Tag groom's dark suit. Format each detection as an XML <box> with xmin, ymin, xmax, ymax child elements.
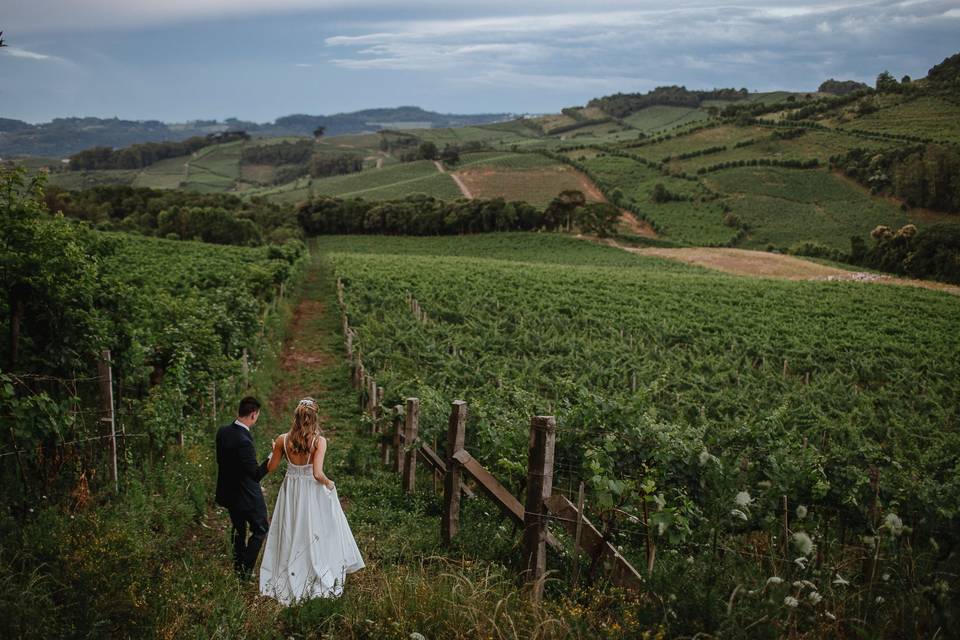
<box><xmin>215</xmin><ymin>421</ymin><xmax>270</xmax><ymax>577</ymax></box>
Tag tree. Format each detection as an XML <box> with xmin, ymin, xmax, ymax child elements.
<box><xmin>575</xmin><ymin>202</ymin><xmax>620</xmax><ymax>237</ymax></box>
<box><xmin>875</xmin><ymin>71</ymin><xmax>898</xmax><ymax>92</ymax></box>
<box><xmin>440</xmin><ymin>145</ymin><xmax>460</xmax><ymax>167</ymax></box>
<box><xmin>543</xmin><ymin>190</ymin><xmax>586</xmax><ymax>231</ymax></box>
<box><xmin>313</xmin><ymin>126</ymin><xmax>325</xmax><ymax>140</ymax></box>
<box><xmin>418</xmin><ymin>141</ymin><xmax>438</xmax><ymax>161</ymax></box>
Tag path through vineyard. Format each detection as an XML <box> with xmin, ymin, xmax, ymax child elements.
<box><xmin>173</xmin><ymin>256</ymin><xmax>455</xmax><ymax>633</ymax></box>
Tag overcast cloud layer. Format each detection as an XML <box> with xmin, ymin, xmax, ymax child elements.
<box><xmin>1</xmin><ymin>0</ymin><xmax>958</xmax><ymax>122</ymax></box>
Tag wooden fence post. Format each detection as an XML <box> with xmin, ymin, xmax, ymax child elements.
<box><xmin>97</xmin><ymin>349</ymin><xmax>119</xmax><ymax>494</ymax></box>
<box><xmin>403</xmin><ymin>398</ymin><xmax>420</xmax><ymax>494</ymax></box>
<box><xmin>442</xmin><ymin>400</ymin><xmax>468</xmax><ymax>545</ymax></box>
<box><xmin>521</xmin><ymin>415</ymin><xmax>556</xmax><ymax>601</ymax></box>
<box><xmin>241</xmin><ymin>347</ymin><xmax>249</xmax><ymax>387</ymax></box>
<box><xmin>392</xmin><ymin>405</ymin><xmax>404</xmax><ymax>474</ymax></box>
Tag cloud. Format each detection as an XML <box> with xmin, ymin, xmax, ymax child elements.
<box><xmin>1</xmin><ymin>46</ymin><xmax>67</xmax><ymax>63</ymax></box>
<box><xmin>322</xmin><ymin>1</ymin><xmax>959</xmax><ymax>89</ymax></box>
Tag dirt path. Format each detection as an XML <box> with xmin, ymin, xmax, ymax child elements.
<box><xmin>436</xmin><ymin>160</ymin><xmax>473</xmax><ymax>198</ymax></box>
<box><xmin>617</xmin><ymin>211</ymin><xmax>658</xmax><ymax>238</ymax></box>
<box><xmin>604</xmin><ymin>240</ymin><xmax>960</xmax><ymax>296</ymax></box>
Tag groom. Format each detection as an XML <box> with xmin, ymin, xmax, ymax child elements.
<box><xmin>215</xmin><ymin>396</ymin><xmax>272</xmax><ymax>579</ymax></box>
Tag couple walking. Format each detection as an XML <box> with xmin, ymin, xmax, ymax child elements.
<box><xmin>215</xmin><ymin>396</ymin><xmax>364</xmax><ymax>604</ymax></box>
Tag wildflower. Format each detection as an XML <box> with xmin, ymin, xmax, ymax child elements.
<box><xmin>792</xmin><ymin>581</ymin><xmax>804</xmax><ymax>590</ymax></box>
<box><xmin>765</xmin><ymin>576</ymin><xmax>783</xmax><ymax>587</ymax></box>
<box><xmin>734</xmin><ymin>491</ymin><xmax>752</xmax><ymax>507</ymax></box>
<box><xmin>784</xmin><ymin>596</ymin><xmax>799</xmax><ymax>608</ymax></box>
<box><xmin>795</xmin><ymin>505</ymin><xmax>808</xmax><ymax>519</ymax></box>
<box><xmin>875</xmin><ymin>596</ymin><xmax>884</xmax><ymax>604</ymax></box>
<box><xmin>809</xmin><ymin>591</ymin><xmax>823</xmax><ymax>605</ymax></box>
<box><xmin>882</xmin><ymin>573</ymin><xmax>890</xmax><ymax>581</ymax></box>
<box><xmin>792</xmin><ymin>531</ymin><xmax>814</xmax><ymax>556</ymax></box>
<box><xmin>833</xmin><ymin>573</ymin><xmax>849</xmax><ymax>586</ymax></box>
<box><xmin>883</xmin><ymin>513</ymin><xmax>904</xmax><ymax>536</ymax></box>
<box><xmin>730</xmin><ymin>508</ymin><xmax>748</xmax><ymax>521</ymax></box>
<box><xmin>825</xmin><ymin>611</ymin><xmax>836</xmax><ymax>620</ymax></box>
<box><xmin>698</xmin><ymin>448</ymin><xmax>710</xmax><ymax>466</ymax></box>
<box><xmin>410</xmin><ymin>634</ymin><xmax>427</xmax><ymax>640</ymax></box>
<box><xmin>793</xmin><ymin>557</ymin><xmax>808</xmax><ymax>569</ymax></box>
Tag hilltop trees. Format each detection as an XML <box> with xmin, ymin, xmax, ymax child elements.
<box><xmin>588</xmin><ymin>86</ymin><xmax>748</xmax><ymax>117</ymax></box>
<box><xmin>818</xmin><ymin>79</ymin><xmax>870</xmax><ymax>95</ymax></box>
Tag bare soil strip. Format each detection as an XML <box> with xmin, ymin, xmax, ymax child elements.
<box><xmin>437</xmin><ymin>161</ymin><xmax>473</xmax><ymax>198</ymax></box>
<box><xmin>604</xmin><ymin>241</ymin><xmax>960</xmax><ymax>296</ymax></box>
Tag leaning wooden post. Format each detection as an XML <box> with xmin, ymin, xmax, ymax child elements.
<box><xmin>403</xmin><ymin>398</ymin><xmax>420</xmax><ymax>494</ymax></box>
<box><xmin>521</xmin><ymin>415</ymin><xmax>556</xmax><ymax>601</ymax></box>
<box><xmin>392</xmin><ymin>405</ymin><xmax>405</xmax><ymax>474</ymax></box>
<box><xmin>442</xmin><ymin>400</ymin><xmax>468</xmax><ymax>545</ymax></box>
<box><xmin>97</xmin><ymin>349</ymin><xmax>119</xmax><ymax>494</ymax></box>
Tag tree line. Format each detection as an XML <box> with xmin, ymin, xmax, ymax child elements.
<box><xmin>44</xmin><ymin>184</ymin><xmax>301</xmax><ymax>245</ymax></box>
<box><xmin>68</xmin><ymin>131</ymin><xmax>250</xmax><ymax>170</ymax></box>
<box><xmin>296</xmin><ymin>192</ymin><xmax>620</xmax><ymax>237</ymax></box>
<box><xmin>588</xmin><ymin>86</ymin><xmax>749</xmax><ymax>118</ymax></box>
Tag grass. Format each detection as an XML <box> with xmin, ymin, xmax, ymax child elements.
<box><xmin>577</xmin><ymin>155</ymin><xmax>737</xmax><ymax>243</ymax></box>
<box><xmin>310</xmin><ymin>160</ymin><xmax>461</xmax><ymax>200</ymax></box>
<box><xmin>670</xmin><ymin>128</ymin><xmax>895</xmax><ymax>173</ymax></box>
<box><xmin>622</xmin><ymin>106</ymin><xmax>709</xmax><ymax>133</ymax></box>
<box><xmin>314</xmin><ymin>232</ymin><xmax>703</xmax><ymax>270</ymax></box>
<box><xmin>134</xmin><ymin>155</ymin><xmax>188</xmax><ymax>189</ymax></box>
<box><xmin>705</xmin><ymin>167</ymin><xmax>912</xmax><ymax>251</ymax></box>
<box><xmin>626</xmin><ymin>125</ymin><xmax>766</xmax><ymax>160</ymax></box>
<box><xmin>844</xmin><ymin>95</ymin><xmax>960</xmax><ymax>143</ymax></box>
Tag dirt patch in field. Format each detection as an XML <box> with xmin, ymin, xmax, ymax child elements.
<box><xmin>617</xmin><ymin>211</ymin><xmax>658</xmax><ymax>238</ymax></box>
<box><xmin>606</xmin><ymin>242</ymin><xmax>960</xmax><ymax>295</ymax></box>
<box><xmin>454</xmin><ymin>166</ymin><xmax>604</xmax><ymax>208</ymax></box>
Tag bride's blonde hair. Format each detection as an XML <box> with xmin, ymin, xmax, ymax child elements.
<box><xmin>289</xmin><ymin>398</ymin><xmax>320</xmax><ymax>455</ymax></box>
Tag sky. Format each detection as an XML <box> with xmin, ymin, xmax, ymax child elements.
<box><xmin>1</xmin><ymin>0</ymin><xmax>959</xmax><ymax>123</ymax></box>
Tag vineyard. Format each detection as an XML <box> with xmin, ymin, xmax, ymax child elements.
<box><xmin>325</xmin><ymin>232</ymin><xmax>960</xmax><ymax>636</ymax></box>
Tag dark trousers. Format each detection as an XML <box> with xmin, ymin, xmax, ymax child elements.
<box><xmin>228</xmin><ymin>506</ymin><xmax>269</xmax><ymax>578</ymax></box>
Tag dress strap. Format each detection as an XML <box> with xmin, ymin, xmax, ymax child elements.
<box><xmin>282</xmin><ymin>433</ymin><xmax>291</xmax><ymax>461</ymax></box>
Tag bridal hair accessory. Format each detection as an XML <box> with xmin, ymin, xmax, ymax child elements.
<box><xmin>298</xmin><ymin>398</ymin><xmax>317</xmax><ymax>408</ymax></box>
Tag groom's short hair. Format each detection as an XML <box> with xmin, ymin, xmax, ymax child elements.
<box><xmin>238</xmin><ymin>396</ymin><xmax>261</xmax><ymax>418</ymax></box>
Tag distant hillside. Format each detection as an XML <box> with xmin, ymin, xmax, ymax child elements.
<box><xmin>0</xmin><ymin>106</ymin><xmax>511</xmax><ymax>158</ymax></box>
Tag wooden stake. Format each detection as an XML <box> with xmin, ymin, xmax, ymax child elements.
<box><xmin>97</xmin><ymin>349</ymin><xmax>118</xmax><ymax>493</ymax></box>
<box><xmin>442</xmin><ymin>400</ymin><xmax>468</xmax><ymax>545</ymax></box>
<box><xmin>521</xmin><ymin>415</ymin><xmax>556</xmax><ymax>601</ymax></box>
<box><xmin>403</xmin><ymin>398</ymin><xmax>420</xmax><ymax>494</ymax></box>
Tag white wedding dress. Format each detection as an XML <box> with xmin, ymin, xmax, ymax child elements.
<box><xmin>259</xmin><ymin>435</ymin><xmax>364</xmax><ymax>604</ymax></box>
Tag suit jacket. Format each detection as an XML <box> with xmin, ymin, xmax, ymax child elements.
<box><xmin>215</xmin><ymin>422</ymin><xmax>269</xmax><ymax>514</ymax></box>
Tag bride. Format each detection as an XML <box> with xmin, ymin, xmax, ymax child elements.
<box><xmin>259</xmin><ymin>397</ymin><xmax>364</xmax><ymax>604</ymax></box>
